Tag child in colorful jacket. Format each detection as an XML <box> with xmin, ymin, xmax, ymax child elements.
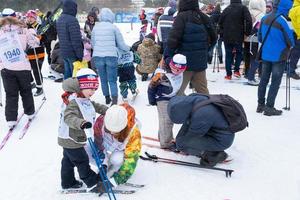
<box><xmin>117</xmin><ymin>49</ymin><xmax>141</xmax><ymax>102</ymax></box>
<box><xmin>93</xmin><ymin>103</ymin><xmax>142</xmax><ymax>187</ymax></box>
<box><xmin>147</xmin><ymin>54</ymin><xmax>187</xmax><ymax>150</ymax></box>
<box><xmin>58</xmin><ymin>68</ymin><xmax>108</xmax><ymax>192</ymax></box>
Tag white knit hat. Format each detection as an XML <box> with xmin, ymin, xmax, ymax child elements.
<box><xmin>104</xmin><ymin>105</ymin><xmax>128</xmax><ymax>133</ymax></box>
<box><xmin>2</xmin><ymin>8</ymin><xmax>16</xmax><ymax>17</ymax></box>
<box><xmin>170</xmin><ymin>54</ymin><xmax>187</xmax><ymax>75</ymax></box>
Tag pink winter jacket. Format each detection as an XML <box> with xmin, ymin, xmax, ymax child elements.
<box><xmin>0</xmin><ymin>17</ymin><xmax>39</xmax><ymax>71</ymax></box>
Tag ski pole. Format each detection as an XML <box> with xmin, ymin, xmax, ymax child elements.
<box><xmin>213</xmin><ymin>44</ymin><xmax>216</xmax><ymax>73</ymax></box>
<box><xmin>85</xmin><ymin>129</ymin><xmax>117</xmax><ymax>200</ymax></box>
<box><xmin>283</xmin><ymin>57</ymin><xmax>291</xmax><ymax>110</ymax></box>
<box><xmin>0</xmin><ymin>70</ymin><xmax>3</xmax><ymax>106</ymax></box>
<box><xmin>141</xmin><ymin>152</ymin><xmax>234</xmax><ymax>177</ymax></box>
<box><xmin>33</xmin><ymin>47</ymin><xmax>46</xmax><ymax>100</ymax></box>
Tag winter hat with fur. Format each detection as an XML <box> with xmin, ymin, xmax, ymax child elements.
<box><xmin>104</xmin><ymin>105</ymin><xmax>128</xmax><ymax>133</ymax></box>
<box><xmin>76</xmin><ymin>68</ymin><xmax>99</xmax><ymax>90</ymax></box>
<box><xmin>169</xmin><ymin>54</ymin><xmax>187</xmax><ymax>75</ymax></box>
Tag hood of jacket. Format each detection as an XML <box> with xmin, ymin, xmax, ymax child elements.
<box><xmin>178</xmin><ymin>0</ymin><xmax>199</xmax><ymax>12</ymax></box>
<box><xmin>99</xmin><ymin>8</ymin><xmax>115</xmax><ymax>23</ymax></box>
<box><xmin>274</xmin><ymin>0</ymin><xmax>293</xmax><ymax>16</ymax></box>
<box><xmin>62</xmin><ymin>0</ymin><xmax>77</xmax><ymax>16</ymax></box>
<box><xmin>0</xmin><ymin>16</ymin><xmax>25</xmax><ymax>28</ymax></box>
<box><xmin>230</xmin><ymin>0</ymin><xmax>242</xmax><ymax>4</ymax></box>
<box><xmin>167</xmin><ymin>94</ymin><xmax>208</xmax><ymax>124</ymax></box>
<box><xmin>142</xmin><ymin>38</ymin><xmax>155</xmax><ymax>47</ymax></box>
<box><xmin>62</xmin><ymin>78</ymin><xmax>80</xmax><ymax>93</ymax></box>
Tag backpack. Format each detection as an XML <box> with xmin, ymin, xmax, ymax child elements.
<box><xmin>192</xmin><ymin>94</ymin><xmax>248</xmax><ymax>133</ymax></box>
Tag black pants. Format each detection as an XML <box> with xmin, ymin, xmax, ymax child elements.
<box><xmin>1</xmin><ymin>69</ymin><xmax>35</xmax><ymax>121</ymax></box>
<box><xmin>61</xmin><ymin>147</ymin><xmax>99</xmax><ymax>188</ymax></box>
<box><xmin>29</xmin><ymin>58</ymin><xmax>44</xmax><ymax>88</ymax></box>
<box><xmin>44</xmin><ymin>42</ymin><xmax>52</xmax><ymax>64</ymax></box>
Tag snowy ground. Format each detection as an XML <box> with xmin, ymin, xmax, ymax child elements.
<box><xmin>1</xmin><ymin>23</ymin><xmax>300</xmax><ymax>200</ymax></box>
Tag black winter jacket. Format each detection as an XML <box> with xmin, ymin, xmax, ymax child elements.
<box><xmin>218</xmin><ymin>0</ymin><xmax>252</xmax><ymax>44</ymax></box>
<box><xmin>56</xmin><ymin>0</ymin><xmax>83</xmax><ymax>60</ymax></box>
<box><xmin>167</xmin><ymin>0</ymin><xmax>217</xmax><ymax>72</ymax></box>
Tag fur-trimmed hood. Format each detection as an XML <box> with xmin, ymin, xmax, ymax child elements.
<box><xmin>0</xmin><ymin>17</ymin><xmax>26</xmax><ymax>28</ymax></box>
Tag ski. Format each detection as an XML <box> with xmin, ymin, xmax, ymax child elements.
<box><xmin>142</xmin><ymin>135</ymin><xmax>159</xmax><ymax>142</ymax></box>
<box><xmin>140</xmin><ymin>152</ymin><xmax>234</xmax><ymax>177</ymax></box>
<box><xmin>142</xmin><ymin>142</ymin><xmax>188</xmax><ymax>154</ymax></box>
<box><xmin>142</xmin><ymin>142</ymin><xmax>233</xmax><ymax>163</ymax></box>
<box><xmin>123</xmin><ymin>182</ymin><xmax>145</xmax><ymax>188</ymax></box>
<box><xmin>19</xmin><ymin>97</ymin><xmax>46</xmax><ymax>139</ymax></box>
<box><xmin>61</xmin><ymin>188</ymin><xmax>135</xmax><ymax>194</ymax></box>
<box><xmin>37</xmin><ymin>2</ymin><xmax>63</xmax><ymax>35</ymax></box>
<box><xmin>0</xmin><ymin>112</ymin><xmax>25</xmax><ymax>151</ymax></box>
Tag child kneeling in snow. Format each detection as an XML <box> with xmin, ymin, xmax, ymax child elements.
<box><xmin>93</xmin><ymin>103</ymin><xmax>142</xmax><ymax>187</ymax></box>
<box><xmin>147</xmin><ymin>54</ymin><xmax>187</xmax><ymax>151</ymax></box>
<box><xmin>58</xmin><ymin>68</ymin><xmax>108</xmax><ymax>192</ymax></box>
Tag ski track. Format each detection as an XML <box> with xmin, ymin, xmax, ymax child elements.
<box><xmin>0</xmin><ymin>23</ymin><xmax>300</xmax><ymax>200</ymax></box>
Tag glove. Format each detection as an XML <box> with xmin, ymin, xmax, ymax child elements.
<box><xmin>80</xmin><ymin>121</ymin><xmax>92</xmax><ymax>129</ymax></box>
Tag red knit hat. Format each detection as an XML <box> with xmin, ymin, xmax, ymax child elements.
<box><xmin>76</xmin><ymin>68</ymin><xmax>99</xmax><ymax>90</ymax></box>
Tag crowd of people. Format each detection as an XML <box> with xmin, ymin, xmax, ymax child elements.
<box><xmin>0</xmin><ymin>0</ymin><xmax>299</xmax><ymax>194</ymax></box>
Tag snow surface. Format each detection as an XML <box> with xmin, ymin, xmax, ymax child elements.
<box><xmin>1</xmin><ymin>23</ymin><xmax>300</xmax><ymax>200</ymax></box>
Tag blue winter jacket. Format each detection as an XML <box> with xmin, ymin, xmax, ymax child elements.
<box><xmin>258</xmin><ymin>0</ymin><xmax>295</xmax><ymax>62</ymax></box>
<box><xmin>168</xmin><ymin>94</ymin><xmax>233</xmax><ymax>137</ymax></box>
<box><xmin>56</xmin><ymin>0</ymin><xmax>83</xmax><ymax>60</ymax></box>
<box><xmin>168</xmin><ymin>94</ymin><xmax>234</xmax><ymax>155</ymax></box>
<box><xmin>91</xmin><ymin>8</ymin><xmax>130</xmax><ymax>58</ymax></box>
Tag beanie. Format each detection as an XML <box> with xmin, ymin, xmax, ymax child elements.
<box><xmin>169</xmin><ymin>54</ymin><xmax>187</xmax><ymax>75</ymax></box>
<box><xmin>2</xmin><ymin>8</ymin><xmax>16</xmax><ymax>17</ymax></box>
<box><xmin>76</xmin><ymin>68</ymin><xmax>99</xmax><ymax>90</ymax></box>
<box><xmin>26</xmin><ymin>10</ymin><xmax>37</xmax><ymax>19</ymax></box>
<box><xmin>104</xmin><ymin>105</ymin><xmax>128</xmax><ymax>133</ymax></box>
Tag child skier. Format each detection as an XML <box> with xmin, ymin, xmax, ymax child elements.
<box><xmin>0</xmin><ymin>13</ymin><xmax>39</xmax><ymax>129</ymax></box>
<box><xmin>117</xmin><ymin>49</ymin><xmax>141</xmax><ymax>102</ymax></box>
<box><xmin>147</xmin><ymin>54</ymin><xmax>187</xmax><ymax>150</ymax></box>
<box><xmin>136</xmin><ymin>33</ymin><xmax>161</xmax><ymax>81</ymax></box>
<box><xmin>58</xmin><ymin>68</ymin><xmax>108</xmax><ymax>192</ymax></box>
<box><xmin>93</xmin><ymin>103</ymin><xmax>142</xmax><ymax>187</ymax></box>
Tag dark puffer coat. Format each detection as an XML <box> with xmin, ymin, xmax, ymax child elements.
<box><xmin>56</xmin><ymin>0</ymin><xmax>83</xmax><ymax>60</ymax></box>
<box><xmin>218</xmin><ymin>0</ymin><xmax>252</xmax><ymax>44</ymax></box>
<box><xmin>167</xmin><ymin>0</ymin><xmax>217</xmax><ymax>72</ymax></box>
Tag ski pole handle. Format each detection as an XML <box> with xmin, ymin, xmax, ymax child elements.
<box><xmin>85</xmin><ymin>128</ymin><xmax>93</xmax><ymax>138</ymax></box>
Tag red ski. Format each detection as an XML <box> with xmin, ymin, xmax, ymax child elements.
<box><xmin>0</xmin><ymin>113</ymin><xmax>25</xmax><ymax>151</ymax></box>
<box><xmin>19</xmin><ymin>97</ymin><xmax>46</xmax><ymax>139</ymax></box>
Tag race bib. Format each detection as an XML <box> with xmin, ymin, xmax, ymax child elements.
<box><xmin>0</xmin><ymin>31</ymin><xmax>26</xmax><ymax>67</ymax></box>
<box><xmin>118</xmin><ymin>51</ymin><xmax>134</xmax><ymax>65</ymax></box>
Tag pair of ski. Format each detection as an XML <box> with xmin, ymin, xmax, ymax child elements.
<box><xmin>61</xmin><ymin>182</ymin><xmax>144</xmax><ymax>195</ymax></box>
<box><xmin>0</xmin><ymin>97</ymin><xmax>46</xmax><ymax>151</ymax></box>
<box><xmin>141</xmin><ymin>136</ymin><xmax>234</xmax><ymax>177</ymax></box>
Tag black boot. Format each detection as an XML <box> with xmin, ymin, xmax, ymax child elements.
<box><xmin>256</xmin><ymin>104</ymin><xmax>265</xmax><ymax>113</ymax></box>
<box><xmin>105</xmin><ymin>96</ymin><xmax>111</xmax><ymax>105</ymax></box>
<box><xmin>263</xmin><ymin>106</ymin><xmax>282</xmax><ymax>116</ymax></box>
<box><xmin>141</xmin><ymin>74</ymin><xmax>148</xmax><ymax>81</ymax></box>
<box><xmin>219</xmin><ymin>56</ymin><xmax>223</xmax><ymax>64</ymax></box>
<box><xmin>200</xmin><ymin>151</ymin><xmax>228</xmax><ymax>167</ymax></box>
<box><xmin>111</xmin><ymin>96</ymin><xmax>118</xmax><ymax>105</ymax></box>
<box><xmin>34</xmin><ymin>88</ymin><xmax>43</xmax><ymax>97</ymax></box>
<box><xmin>62</xmin><ymin>180</ymin><xmax>83</xmax><ymax>189</ymax></box>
